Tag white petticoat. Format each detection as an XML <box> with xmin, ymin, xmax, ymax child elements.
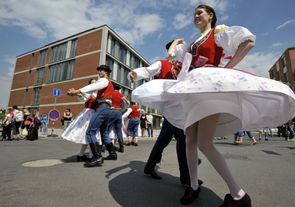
<box><xmin>132</xmin><ymin>54</ymin><xmax>295</xmax><ymax>136</ymax></box>
<box><xmin>62</xmin><ymin>108</ymin><xmax>101</xmax><ymax>144</ymax></box>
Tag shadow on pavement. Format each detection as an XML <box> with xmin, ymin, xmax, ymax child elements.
<box><xmin>106</xmin><ymin>160</ymin><xmax>223</xmax><ymax>207</ymax></box>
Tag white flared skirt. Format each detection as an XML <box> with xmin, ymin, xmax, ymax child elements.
<box><xmin>132</xmin><ymin>66</ymin><xmax>295</xmax><ymax>136</ymax></box>
<box><xmin>62</xmin><ymin>108</ymin><xmax>101</xmax><ymax>144</ymax></box>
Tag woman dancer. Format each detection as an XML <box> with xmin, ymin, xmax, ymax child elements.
<box><xmin>62</xmin><ymin>78</ymin><xmax>101</xmax><ymax>161</ymax></box>
<box><xmin>132</xmin><ymin>4</ymin><xmax>295</xmax><ymax>207</ymax></box>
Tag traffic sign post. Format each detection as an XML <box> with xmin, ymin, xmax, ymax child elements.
<box><xmin>47</xmin><ymin>88</ymin><xmax>61</xmax><ymax>137</ymax></box>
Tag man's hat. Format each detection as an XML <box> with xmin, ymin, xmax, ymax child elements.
<box><xmin>97</xmin><ymin>65</ymin><xmax>112</xmax><ymax>73</ymax></box>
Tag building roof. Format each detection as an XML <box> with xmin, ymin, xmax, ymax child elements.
<box><xmin>17</xmin><ymin>24</ymin><xmax>150</xmax><ymax>65</ymax></box>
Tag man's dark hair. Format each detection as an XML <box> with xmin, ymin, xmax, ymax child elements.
<box><xmin>165</xmin><ymin>40</ymin><xmax>174</xmax><ymax>51</ymax></box>
<box><xmin>97</xmin><ymin>65</ymin><xmax>112</xmax><ymax>74</ymax></box>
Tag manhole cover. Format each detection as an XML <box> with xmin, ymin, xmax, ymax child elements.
<box><xmin>22</xmin><ymin>159</ymin><xmax>63</xmax><ymax>167</ymax></box>
<box><xmin>222</xmin><ymin>153</ymin><xmax>249</xmax><ymax>160</ymax></box>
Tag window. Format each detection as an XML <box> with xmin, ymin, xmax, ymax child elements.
<box><xmin>33</xmin><ymin>87</ymin><xmax>42</xmax><ymax>105</ymax></box>
<box><xmin>48</xmin><ymin>60</ymin><xmax>74</xmax><ymax>83</ymax></box>
<box><xmin>106</xmin><ymin>56</ymin><xmax>114</xmax><ymax>69</ymax></box>
<box><xmin>36</xmin><ymin>67</ymin><xmax>45</xmax><ymax>85</ymax></box>
<box><xmin>119</xmin><ymin>46</ymin><xmax>127</xmax><ymax>63</ymax></box>
<box><xmin>69</xmin><ymin>39</ymin><xmax>77</xmax><ymax>58</ymax></box>
<box><xmin>51</xmin><ymin>42</ymin><xmax>67</xmax><ymax>63</ymax></box>
<box><xmin>133</xmin><ymin>57</ymin><xmax>140</xmax><ymax>68</ymax></box>
<box><xmin>39</xmin><ymin>49</ymin><xmax>47</xmax><ymax>66</ymax></box>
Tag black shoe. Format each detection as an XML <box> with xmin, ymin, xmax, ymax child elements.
<box><xmin>180</xmin><ymin>186</ymin><xmax>201</xmax><ymax>205</ymax></box>
<box><xmin>84</xmin><ymin>156</ymin><xmax>103</xmax><ymax>167</ymax></box>
<box><xmin>134</xmin><ymin>142</ymin><xmax>138</xmax><ymax>146</ymax></box>
<box><xmin>104</xmin><ymin>154</ymin><xmax>117</xmax><ymax>160</ymax></box>
<box><xmin>144</xmin><ymin>161</ymin><xmax>162</xmax><ymax>180</ymax></box>
<box><xmin>77</xmin><ymin>155</ymin><xmax>90</xmax><ymax>162</ymax></box>
<box><xmin>219</xmin><ymin>193</ymin><xmax>252</xmax><ymax>207</ymax></box>
<box><xmin>118</xmin><ymin>145</ymin><xmax>124</xmax><ymax>153</ymax></box>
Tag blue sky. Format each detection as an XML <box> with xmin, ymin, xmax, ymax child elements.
<box><xmin>1</xmin><ymin>0</ymin><xmax>295</xmax><ymax>108</ymax></box>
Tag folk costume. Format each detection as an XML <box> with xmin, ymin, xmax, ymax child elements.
<box><xmin>62</xmin><ymin>93</ymin><xmax>101</xmax><ymax>145</ymax></box>
<box><xmin>108</xmin><ymin>89</ymin><xmax>125</xmax><ymax>152</ymax></box>
<box><xmin>123</xmin><ymin>104</ymin><xmax>141</xmax><ymax>146</ymax></box>
<box><xmin>132</xmin><ymin>25</ymin><xmax>295</xmax><ymax>135</ymax></box>
<box><xmin>130</xmin><ymin>57</ymin><xmax>193</xmax><ymax>184</ymax></box>
<box><xmin>74</xmin><ymin>65</ymin><xmax>117</xmax><ymax>167</ymax></box>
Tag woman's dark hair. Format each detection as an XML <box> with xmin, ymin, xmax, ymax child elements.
<box><xmin>88</xmin><ymin>78</ymin><xmax>96</xmax><ymax>84</ymax></box>
<box><xmin>196</xmin><ymin>4</ymin><xmax>217</xmax><ymax>28</ymax></box>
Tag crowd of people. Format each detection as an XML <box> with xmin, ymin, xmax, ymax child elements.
<box><xmin>0</xmin><ymin>106</ymin><xmax>42</xmax><ymax>141</ymax></box>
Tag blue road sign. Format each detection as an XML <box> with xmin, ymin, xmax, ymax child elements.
<box><xmin>48</xmin><ymin>109</ymin><xmax>60</xmax><ymax>121</ymax></box>
<box><xmin>53</xmin><ymin>88</ymin><xmax>61</xmax><ymax>97</ymax></box>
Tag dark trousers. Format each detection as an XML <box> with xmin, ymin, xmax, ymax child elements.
<box><xmin>152</xmin><ymin>118</ymin><xmax>188</xmax><ymax>176</ymax></box>
<box><xmin>3</xmin><ymin>124</ymin><xmax>12</xmax><ymax>140</ymax></box>
<box><xmin>147</xmin><ymin>123</ymin><xmax>153</xmax><ymax>137</ymax></box>
<box><xmin>14</xmin><ymin>121</ymin><xmax>22</xmax><ymax>134</ymax></box>
<box><xmin>86</xmin><ymin>106</ymin><xmax>112</xmax><ymax>144</ymax></box>
<box><xmin>107</xmin><ymin>111</ymin><xmax>123</xmax><ymax>142</ymax></box>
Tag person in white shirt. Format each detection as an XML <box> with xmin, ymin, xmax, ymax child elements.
<box><xmin>12</xmin><ymin>105</ymin><xmax>24</xmax><ymax>139</ymax></box>
<box><xmin>146</xmin><ymin>112</ymin><xmax>153</xmax><ymax>137</ymax></box>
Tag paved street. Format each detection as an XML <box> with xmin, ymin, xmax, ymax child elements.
<box><xmin>0</xmin><ymin>133</ymin><xmax>295</xmax><ymax>207</ymax></box>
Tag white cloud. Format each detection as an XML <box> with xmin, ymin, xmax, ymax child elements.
<box><xmin>0</xmin><ymin>0</ymin><xmax>165</xmax><ymax>45</ymax></box>
<box><xmin>276</xmin><ymin>19</ymin><xmax>295</xmax><ymax>30</ymax></box>
<box><xmin>173</xmin><ymin>13</ymin><xmax>193</xmax><ymax>30</ymax></box>
<box><xmin>235</xmin><ymin>52</ymin><xmax>278</xmax><ymax>77</ymax></box>
<box><xmin>272</xmin><ymin>42</ymin><xmax>283</xmax><ymax>47</ymax></box>
<box><xmin>0</xmin><ymin>56</ymin><xmax>15</xmax><ymax>108</ymax></box>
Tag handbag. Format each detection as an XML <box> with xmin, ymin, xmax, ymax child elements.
<box><xmin>21</xmin><ymin>128</ymin><xmax>28</xmax><ymax>136</ymax></box>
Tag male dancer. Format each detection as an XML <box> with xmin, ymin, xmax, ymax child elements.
<box><xmin>68</xmin><ymin>65</ymin><xmax>117</xmax><ymax>167</ymax></box>
<box><xmin>122</xmin><ymin>101</ymin><xmax>141</xmax><ymax>146</ymax></box>
<box><xmin>128</xmin><ymin>41</ymin><xmax>201</xmax><ymax>185</ymax></box>
<box><xmin>108</xmin><ymin>85</ymin><xmax>129</xmax><ymax>152</ymax></box>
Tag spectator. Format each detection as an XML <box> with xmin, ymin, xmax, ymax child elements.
<box><xmin>140</xmin><ymin>113</ymin><xmax>148</xmax><ymax>137</ymax></box>
<box><xmin>2</xmin><ymin>108</ymin><xmax>13</xmax><ymax>141</ymax></box>
<box><xmin>146</xmin><ymin>112</ymin><xmax>154</xmax><ymax>137</ymax></box>
<box><xmin>12</xmin><ymin>105</ymin><xmax>24</xmax><ymax>140</ymax></box>
<box><xmin>63</xmin><ymin>108</ymin><xmax>73</xmax><ymax>130</ymax></box>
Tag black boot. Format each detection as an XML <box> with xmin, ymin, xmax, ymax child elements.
<box><xmin>84</xmin><ymin>143</ymin><xmax>103</xmax><ymax>167</ymax></box>
<box><xmin>180</xmin><ymin>186</ymin><xmax>201</xmax><ymax>205</ymax></box>
<box><xmin>104</xmin><ymin>143</ymin><xmax>118</xmax><ymax>160</ymax></box>
<box><xmin>118</xmin><ymin>139</ymin><xmax>124</xmax><ymax>153</ymax></box>
<box><xmin>219</xmin><ymin>193</ymin><xmax>252</xmax><ymax>207</ymax></box>
<box><xmin>144</xmin><ymin>146</ymin><xmax>162</xmax><ymax>179</ymax></box>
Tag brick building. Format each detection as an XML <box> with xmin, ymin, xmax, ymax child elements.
<box><xmin>268</xmin><ymin>47</ymin><xmax>295</xmax><ymax>91</ymax></box>
<box><xmin>8</xmin><ymin>24</ymin><xmax>161</xmax><ymax>128</ymax></box>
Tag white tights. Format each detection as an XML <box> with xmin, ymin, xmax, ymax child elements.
<box><xmin>78</xmin><ymin>144</ymin><xmax>88</xmax><ymax>156</ymax></box>
<box><xmin>186</xmin><ymin>114</ymin><xmax>245</xmax><ymax>200</ymax></box>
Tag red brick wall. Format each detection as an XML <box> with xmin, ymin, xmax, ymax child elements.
<box><xmin>74</xmin><ymin>53</ymin><xmax>100</xmax><ymax>77</ymax></box>
<box><xmin>76</xmin><ymin>30</ymin><xmax>102</xmax><ymax>56</ymax></box>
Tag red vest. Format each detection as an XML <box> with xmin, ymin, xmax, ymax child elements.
<box><xmin>190</xmin><ymin>27</ymin><xmax>223</xmax><ymax>67</ymax></box>
<box><xmin>111</xmin><ymin>90</ymin><xmax>124</xmax><ymax>108</ymax></box>
<box><xmin>128</xmin><ymin>105</ymin><xmax>140</xmax><ymax>119</ymax></box>
<box><xmin>155</xmin><ymin>60</ymin><xmax>181</xmax><ymax>80</ymax></box>
<box><xmin>96</xmin><ymin>78</ymin><xmax>114</xmax><ymax>100</ymax></box>
<box><xmin>84</xmin><ymin>96</ymin><xmax>97</xmax><ymax>110</ymax></box>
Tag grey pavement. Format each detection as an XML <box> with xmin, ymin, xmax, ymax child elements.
<box><xmin>0</xmin><ymin>132</ymin><xmax>295</xmax><ymax>207</ymax></box>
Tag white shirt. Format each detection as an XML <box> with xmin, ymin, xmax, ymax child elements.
<box><xmin>79</xmin><ymin>78</ymin><xmax>109</xmax><ymax>94</ymax></box>
<box><xmin>146</xmin><ymin>114</ymin><xmax>153</xmax><ymax>124</ymax></box>
<box><xmin>128</xmin><ymin>61</ymin><xmax>162</xmax><ymax>81</ymax></box>
<box><xmin>14</xmin><ymin>109</ymin><xmax>24</xmax><ymax>122</ymax></box>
